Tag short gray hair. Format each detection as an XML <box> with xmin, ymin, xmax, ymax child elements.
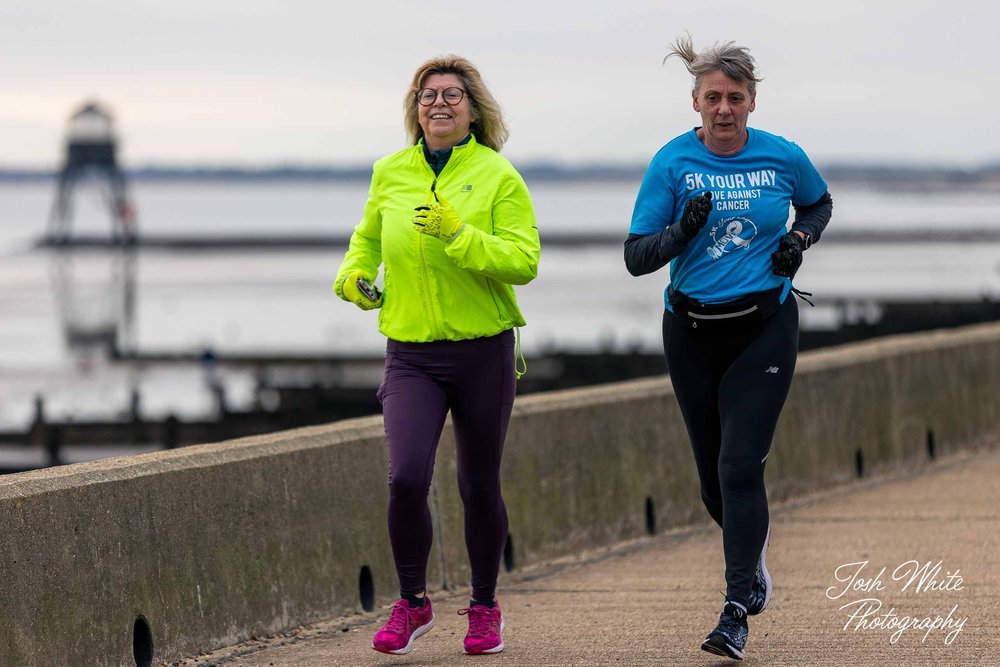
<box><xmin>665</xmin><ymin>33</ymin><xmax>762</xmax><ymax>97</ymax></box>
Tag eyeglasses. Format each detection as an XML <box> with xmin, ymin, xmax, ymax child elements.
<box><xmin>416</xmin><ymin>87</ymin><xmax>466</xmax><ymax>106</ymax></box>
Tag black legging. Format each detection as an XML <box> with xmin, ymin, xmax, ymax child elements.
<box><xmin>663</xmin><ymin>297</ymin><xmax>799</xmax><ymax>607</ymax></box>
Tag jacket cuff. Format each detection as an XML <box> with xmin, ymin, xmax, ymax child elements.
<box><xmin>444</xmin><ymin>223</ymin><xmax>466</xmax><ymax>244</ymax></box>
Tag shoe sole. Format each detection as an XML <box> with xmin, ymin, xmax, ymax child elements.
<box><xmin>372</xmin><ymin>616</ymin><xmax>435</xmax><ymax>655</ymax></box>
<box><xmin>463</xmin><ymin>618</ymin><xmax>505</xmax><ymax>655</ymax></box>
<box><xmin>701</xmin><ymin>635</ymin><xmax>744</xmax><ymax>660</ymax></box>
<box><xmin>749</xmin><ymin>525</ymin><xmax>772</xmax><ymax>616</ymax></box>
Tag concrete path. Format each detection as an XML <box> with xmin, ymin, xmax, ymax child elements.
<box><xmin>176</xmin><ymin>446</ymin><xmax>999</xmax><ymax>666</ymax></box>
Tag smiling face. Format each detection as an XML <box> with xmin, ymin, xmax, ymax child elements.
<box><xmin>417</xmin><ymin>73</ymin><xmax>473</xmax><ymax>152</ymax></box>
<box><xmin>693</xmin><ymin>69</ymin><xmax>756</xmax><ymax>155</ymax></box>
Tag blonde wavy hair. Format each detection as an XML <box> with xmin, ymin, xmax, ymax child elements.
<box><xmin>404</xmin><ymin>55</ymin><xmax>509</xmax><ymax>152</ymax></box>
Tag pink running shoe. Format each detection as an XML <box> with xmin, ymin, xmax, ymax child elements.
<box><xmin>458</xmin><ymin>601</ymin><xmax>504</xmax><ymax>654</ymax></box>
<box><xmin>371</xmin><ymin>597</ymin><xmax>435</xmax><ymax>655</ymax></box>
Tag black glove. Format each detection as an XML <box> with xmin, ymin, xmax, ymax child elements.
<box><xmin>679</xmin><ymin>191</ymin><xmax>713</xmax><ymax>238</ymax></box>
<box><xmin>771</xmin><ymin>231</ymin><xmax>804</xmax><ymax>278</ymax></box>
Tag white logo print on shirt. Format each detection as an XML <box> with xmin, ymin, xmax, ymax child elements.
<box><xmin>707</xmin><ymin>216</ymin><xmax>758</xmax><ymax>260</ymax></box>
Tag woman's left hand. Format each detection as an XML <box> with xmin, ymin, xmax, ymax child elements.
<box><xmin>771</xmin><ymin>231</ymin><xmax>804</xmax><ymax>278</ymax></box>
<box><xmin>412</xmin><ymin>190</ymin><xmax>463</xmax><ymax>241</ymax></box>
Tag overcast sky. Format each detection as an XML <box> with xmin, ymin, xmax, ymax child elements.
<box><xmin>1</xmin><ymin>0</ymin><xmax>995</xmax><ymax>168</ymax></box>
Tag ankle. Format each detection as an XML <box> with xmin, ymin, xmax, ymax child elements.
<box><xmin>402</xmin><ymin>592</ymin><xmax>426</xmax><ymax>607</ymax></box>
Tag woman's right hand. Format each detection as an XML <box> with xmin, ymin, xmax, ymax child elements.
<box><xmin>342</xmin><ymin>271</ymin><xmax>383</xmax><ymax>310</ymax></box>
<box><xmin>679</xmin><ymin>191</ymin><xmax>713</xmax><ymax>238</ymax></box>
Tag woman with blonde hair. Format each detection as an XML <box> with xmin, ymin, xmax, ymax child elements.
<box><xmin>334</xmin><ymin>54</ymin><xmax>539</xmax><ymax>656</ymax></box>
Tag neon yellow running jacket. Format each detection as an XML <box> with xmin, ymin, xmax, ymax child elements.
<box><xmin>334</xmin><ymin>135</ymin><xmax>539</xmax><ymax>342</ymax></box>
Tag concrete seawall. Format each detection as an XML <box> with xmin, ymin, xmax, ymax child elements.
<box><xmin>2</xmin><ymin>322</ymin><xmax>999</xmax><ymax>667</ymax></box>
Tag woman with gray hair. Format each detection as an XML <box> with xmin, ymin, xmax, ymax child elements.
<box><xmin>624</xmin><ymin>35</ymin><xmax>832</xmax><ymax>660</ymax></box>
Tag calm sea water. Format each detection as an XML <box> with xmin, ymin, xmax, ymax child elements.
<box><xmin>1</xmin><ymin>179</ymin><xmax>999</xmax><ymax>432</ymax></box>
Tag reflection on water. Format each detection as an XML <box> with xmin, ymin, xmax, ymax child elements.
<box><xmin>50</xmin><ymin>247</ymin><xmax>137</xmax><ymax>357</ymax></box>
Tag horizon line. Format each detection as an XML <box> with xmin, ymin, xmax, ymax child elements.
<box><xmin>3</xmin><ymin>160</ymin><xmax>1000</xmax><ymax>179</ymax></box>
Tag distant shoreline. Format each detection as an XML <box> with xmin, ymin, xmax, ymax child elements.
<box><xmin>3</xmin><ymin>163</ymin><xmax>1000</xmax><ymax>190</ymax></box>
<box><xmin>33</xmin><ymin>228</ymin><xmax>1000</xmax><ymax>250</ymax></box>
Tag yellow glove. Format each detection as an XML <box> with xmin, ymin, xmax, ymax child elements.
<box><xmin>341</xmin><ymin>270</ymin><xmax>382</xmax><ymax>310</ymax></box>
<box><xmin>412</xmin><ymin>189</ymin><xmax>463</xmax><ymax>241</ymax></box>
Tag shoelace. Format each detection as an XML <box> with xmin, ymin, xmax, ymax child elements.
<box><xmin>718</xmin><ymin>606</ymin><xmax>748</xmax><ymax>636</ymax></box>
<box><xmin>458</xmin><ymin>606</ymin><xmax>497</xmax><ymax>638</ymax></box>
<box><xmin>384</xmin><ymin>601</ymin><xmax>412</xmax><ymax>635</ymax></box>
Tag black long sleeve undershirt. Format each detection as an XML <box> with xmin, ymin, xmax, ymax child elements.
<box><xmin>790</xmin><ymin>190</ymin><xmax>833</xmax><ymax>244</ymax></box>
<box><xmin>623</xmin><ymin>190</ymin><xmax>833</xmax><ymax>277</ymax></box>
<box><xmin>623</xmin><ymin>222</ymin><xmax>692</xmax><ymax>277</ymax></box>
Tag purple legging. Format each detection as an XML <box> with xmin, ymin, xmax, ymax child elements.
<box><xmin>377</xmin><ymin>330</ymin><xmax>515</xmax><ymax>601</ymax></box>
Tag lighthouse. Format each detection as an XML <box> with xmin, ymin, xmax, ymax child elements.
<box><xmin>47</xmin><ymin>101</ymin><xmax>137</xmax><ymax>357</ymax></box>
<box><xmin>48</xmin><ymin>101</ymin><xmax>135</xmax><ymax>243</ymax></box>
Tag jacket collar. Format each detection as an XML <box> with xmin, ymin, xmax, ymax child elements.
<box><xmin>416</xmin><ymin>133</ymin><xmax>476</xmax><ymax>170</ymax></box>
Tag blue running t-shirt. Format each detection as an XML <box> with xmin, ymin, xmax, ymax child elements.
<box><xmin>630</xmin><ymin>127</ymin><xmax>827</xmax><ymax>306</ymax></box>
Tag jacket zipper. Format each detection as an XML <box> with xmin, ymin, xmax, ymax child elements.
<box><xmin>416</xmin><ymin>144</ymin><xmax>467</xmax><ymax>340</ymax></box>
<box><xmin>419</xmin><ymin>156</ymin><xmax>446</xmax><ymax>339</ymax></box>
